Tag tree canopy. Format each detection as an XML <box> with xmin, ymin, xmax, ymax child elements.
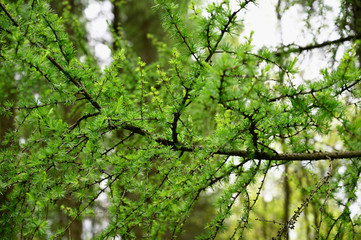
<box><xmin>1</xmin><ymin>0</ymin><xmax>361</xmax><ymax>239</ymax></box>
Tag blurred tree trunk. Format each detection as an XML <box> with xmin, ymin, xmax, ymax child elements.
<box><xmin>262</xmin><ymin>200</ymin><xmax>268</xmax><ymax>239</ymax></box>
<box><xmin>112</xmin><ymin>1</ymin><xmax>221</xmax><ymax>238</ymax></box>
<box><xmin>301</xmin><ymin>169</ymin><xmax>312</xmax><ymax>240</ymax></box>
<box><xmin>283</xmin><ymin>164</ymin><xmax>291</xmax><ymax>240</ymax></box>
<box><xmin>112</xmin><ymin>1</ymin><xmax>165</xmax><ymax>63</ymax></box>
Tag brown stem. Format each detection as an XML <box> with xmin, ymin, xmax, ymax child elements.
<box><xmin>277</xmin><ymin>34</ymin><xmax>361</xmax><ymax>56</ymax></box>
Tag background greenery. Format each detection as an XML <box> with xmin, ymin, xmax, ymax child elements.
<box><xmin>1</xmin><ymin>0</ymin><xmax>361</xmax><ymax>239</ymax></box>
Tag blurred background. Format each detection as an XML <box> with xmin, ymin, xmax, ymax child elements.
<box><xmin>2</xmin><ymin>0</ymin><xmax>360</xmax><ymax>239</ymax></box>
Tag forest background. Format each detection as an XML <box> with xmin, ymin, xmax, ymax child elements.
<box><xmin>1</xmin><ymin>0</ymin><xmax>361</xmax><ymax>239</ymax></box>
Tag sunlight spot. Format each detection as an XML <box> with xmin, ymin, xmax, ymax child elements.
<box><xmin>87</xmin><ymin>17</ymin><xmax>109</xmax><ymax>39</ymax></box>
<box><xmin>349</xmin><ymin>185</ymin><xmax>361</xmax><ymax>218</ymax></box>
<box><xmin>289</xmin><ymin>228</ymin><xmax>298</xmax><ymax>239</ymax></box>
<box><xmin>338</xmin><ymin>166</ymin><xmax>346</xmax><ymax>175</ymax></box>
<box><xmin>229</xmin><ymin>173</ymin><xmax>236</xmax><ymax>184</ymax></box>
<box><xmin>314</xmin><ymin>134</ymin><xmax>323</xmax><ymax>142</ymax></box>
<box><xmin>34</xmin><ymin>93</ymin><xmax>41</xmax><ymax>104</ymax></box>
<box><xmin>95</xmin><ymin>43</ymin><xmax>111</xmax><ymax>61</ymax></box>
<box><xmin>84</xmin><ymin>0</ymin><xmax>113</xmax><ymax>69</ymax></box>
<box><xmin>14</xmin><ymin>72</ymin><xmax>22</xmax><ymax>80</ymax></box>
<box><xmin>263</xmin><ymin>192</ymin><xmax>273</xmax><ymax>202</ymax></box>
<box><xmin>95</xmin><ymin>43</ymin><xmax>112</xmax><ymax>69</ymax></box>
<box><xmin>19</xmin><ymin>138</ymin><xmax>26</xmax><ymax>146</ymax></box>
<box><xmin>79</xmin><ymin>55</ymin><xmax>86</xmax><ymax>63</ymax></box>
<box><xmin>242</xmin><ymin>0</ymin><xmax>280</xmax><ymax>48</ymax></box>
<box><xmin>84</xmin><ymin>2</ymin><xmax>101</xmax><ymax>19</ymax></box>
<box><xmin>334</xmin><ymin>141</ymin><xmax>342</xmax><ymax>150</ymax></box>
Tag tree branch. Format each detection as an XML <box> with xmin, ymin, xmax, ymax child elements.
<box><xmin>214</xmin><ymin>148</ymin><xmax>361</xmax><ymax>161</ymax></box>
<box><xmin>1</xmin><ymin>3</ymin><xmax>103</xmax><ymax>112</ymax></box>
<box><xmin>277</xmin><ymin>34</ymin><xmax>361</xmax><ymax>55</ymax></box>
<box><xmin>118</xmin><ymin>122</ymin><xmax>361</xmax><ymax>161</ymax></box>
<box><xmin>0</xmin><ymin>3</ymin><xmax>19</xmax><ymax>27</ymax></box>
<box><xmin>4</xmin><ymin>1</ymin><xmax>361</xmax><ymax>164</ymax></box>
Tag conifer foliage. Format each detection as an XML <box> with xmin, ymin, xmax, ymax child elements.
<box><xmin>1</xmin><ymin>0</ymin><xmax>361</xmax><ymax>239</ymax></box>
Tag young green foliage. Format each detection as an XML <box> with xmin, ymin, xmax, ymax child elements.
<box><xmin>1</xmin><ymin>0</ymin><xmax>361</xmax><ymax>239</ymax></box>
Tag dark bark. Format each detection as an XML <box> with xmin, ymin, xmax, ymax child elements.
<box><xmin>111</xmin><ymin>1</ymin><xmax>164</xmax><ymax>63</ymax></box>
<box><xmin>283</xmin><ymin>165</ymin><xmax>291</xmax><ymax>240</ymax></box>
<box><xmin>276</xmin><ymin>34</ymin><xmax>361</xmax><ymax>56</ymax></box>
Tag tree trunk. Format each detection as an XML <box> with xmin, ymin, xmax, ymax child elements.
<box><xmin>283</xmin><ymin>164</ymin><xmax>291</xmax><ymax>240</ymax></box>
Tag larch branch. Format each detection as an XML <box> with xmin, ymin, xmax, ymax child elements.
<box><xmin>277</xmin><ymin>34</ymin><xmax>361</xmax><ymax>55</ymax></box>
